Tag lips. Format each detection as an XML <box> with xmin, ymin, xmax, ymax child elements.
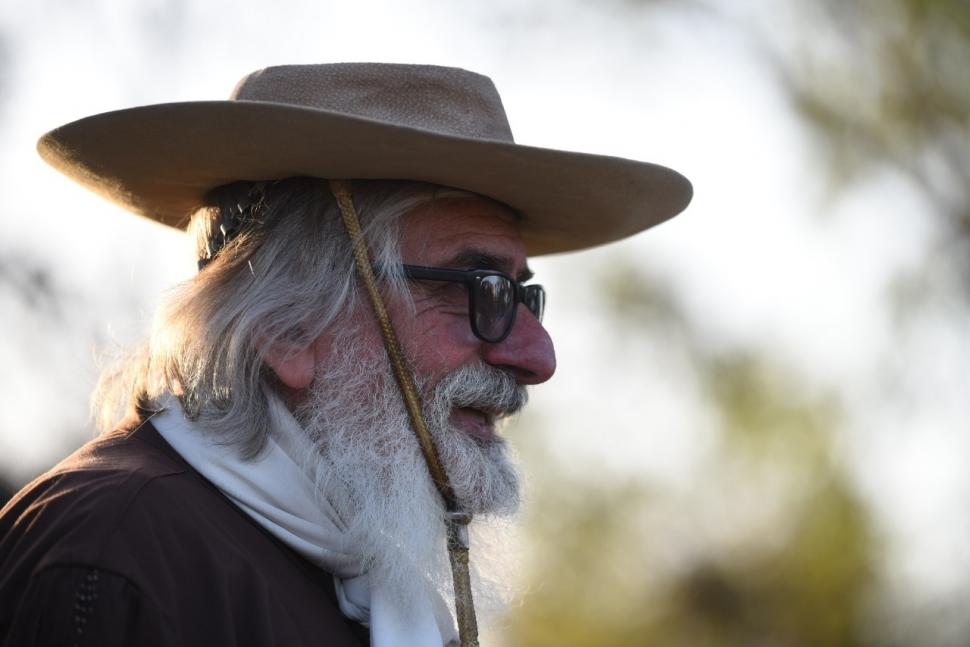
<box><xmin>453</xmin><ymin>406</ymin><xmax>499</xmax><ymax>443</ymax></box>
<box><xmin>431</xmin><ymin>363</ymin><xmax>527</xmax><ymax>444</ymax></box>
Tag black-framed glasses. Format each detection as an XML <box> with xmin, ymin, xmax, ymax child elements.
<box><xmin>401</xmin><ymin>265</ymin><xmax>545</xmax><ymax>343</ymax></box>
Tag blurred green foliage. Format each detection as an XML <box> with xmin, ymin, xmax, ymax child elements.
<box><xmin>504</xmin><ymin>1</ymin><xmax>969</xmax><ymax>644</ymax></box>
<box><xmin>774</xmin><ymin>0</ymin><xmax>970</xmax><ymax>300</ymax></box>
<box><xmin>781</xmin><ymin>1</ymin><xmax>969</xmax><ymax>183</ymax></box>
<box><xmin>504</xmin><ymin>263</ymin><xmax>876</xmax><ymax>645</ymax></box>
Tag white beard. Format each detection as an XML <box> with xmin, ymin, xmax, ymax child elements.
<box><xmin>290</xmin><ymin>333</ymin><xmax>526</xmax><ymax>616</ymax></box>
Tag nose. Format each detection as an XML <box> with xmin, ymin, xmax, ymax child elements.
<box><xmin>480</xmin><ymin>304</ymin><xmax>556</xmax><ymax>384</ymax></box>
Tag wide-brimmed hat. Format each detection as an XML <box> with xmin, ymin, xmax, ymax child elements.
<box><xmin>38</xmin><ymin>63</ymin><xmax>692</xmax><ymax>256</ymax></box>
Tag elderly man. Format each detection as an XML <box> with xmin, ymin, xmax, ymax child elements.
<box><xmin>0</xmin><ymin>64</ymin><xmax>690</xmax><ymax>646</ymax></box>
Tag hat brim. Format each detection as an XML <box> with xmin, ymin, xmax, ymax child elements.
<box><xmin>38</xmin><ymin>101</ymin><xmax>692</xmax><ymax>256</ymax></box>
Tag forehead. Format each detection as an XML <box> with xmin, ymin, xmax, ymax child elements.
<box><xmin>399</xmin><ymin>195</ymin><xmax>528</xmax><ymax>272</ymax></box>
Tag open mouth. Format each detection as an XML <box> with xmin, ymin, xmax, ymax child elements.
<box><xmin>453</xmin><ymin>406</ymin><xmax>499</xmax><ymax>442</ymax></box>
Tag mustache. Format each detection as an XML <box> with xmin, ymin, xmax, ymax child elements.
<box><xmin>430</xmin><ymin>363</ymin><xmax>528</xmax><ymax>420</ymax></box>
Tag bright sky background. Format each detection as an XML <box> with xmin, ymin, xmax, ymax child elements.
<box><xmin>1</xmin><ymin>0</ymin><xmax>966</xmax><ymax>620</ymax></box>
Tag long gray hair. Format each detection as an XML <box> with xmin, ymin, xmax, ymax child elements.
<box><xmin>94</xmin><ymin>177</ymin><xmax>464</xmax><ymax>457</ymax></box>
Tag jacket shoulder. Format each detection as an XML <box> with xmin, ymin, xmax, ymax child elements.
<box><xmin>0</xmin><ymin>419</ymin><xmax>196</xmax><ymax>570</ymax></box>
<box><xmin>0</xmin><ymin>419</ymin><xmax>367</xmax><ymax>646</ymax></box>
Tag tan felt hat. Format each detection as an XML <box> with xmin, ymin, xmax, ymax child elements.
<box><xmin>37</xmin><ymin>63</ymin><xmax>692</xmax><ymax>256</ymax></box>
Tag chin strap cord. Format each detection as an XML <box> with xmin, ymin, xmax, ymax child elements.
<box><xmin>330</xmin><ymin>180</ymin><xmax>479</xmax><ymax>647</ymax></box>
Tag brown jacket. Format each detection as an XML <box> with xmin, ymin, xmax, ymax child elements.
<box><xmin>0</xmin><ymin>418</ymin><xmax>369</xmax><ymax>646</ymax></box>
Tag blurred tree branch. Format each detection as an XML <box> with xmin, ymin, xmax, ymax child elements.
<box><xmin>767</xmin><ymin>0</ymin><xmax>970</xmax><ymax>301</ymax></box>
<box><xmin>0</xmin><ymin>250</ymin><xmax>66</xmax><ymax>319</ymax></box>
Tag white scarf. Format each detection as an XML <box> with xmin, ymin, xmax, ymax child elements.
<box><xmin>151</xmin><ymin>395</ymin><xmax>459</xmax><ymax>647</ymax></box>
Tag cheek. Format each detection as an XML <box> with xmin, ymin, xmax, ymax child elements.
<box><xmin>406</xmin><ymin>294</ymin><xmax>473</xmax><ymax>343</ymax></box>
<box><xmin>397</xmin><ymin>304</ymin><xmax>479</xmax><ymax>383</ymax></box>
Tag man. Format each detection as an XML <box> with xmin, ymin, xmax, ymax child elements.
<box><xmin>0</xmin><ymin>64</ymin><xmax>691</xmax><ymax>646</ymax></box>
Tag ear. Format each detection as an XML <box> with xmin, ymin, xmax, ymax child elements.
<box><xmin>263</xmin><ymin>342</ymin><xmax>316</xmax><ymax>390</ymax></box>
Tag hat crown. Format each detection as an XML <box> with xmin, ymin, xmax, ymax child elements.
<box><xmin>231</xmin><ymin>63</ymin><xmax>515</xmax><ymax>143</ymax></box>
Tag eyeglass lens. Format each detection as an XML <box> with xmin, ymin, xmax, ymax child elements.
<box><xmin>474</xmin><ymin>274</ymin><xmax>516</xmax><ymax>341</ymax></box>
<box><xmin>524</xmin><ymin>286</ymin><xmax>544</xmax><ymax>322</ymax></box>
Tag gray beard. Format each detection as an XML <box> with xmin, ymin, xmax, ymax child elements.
<box><xmin>290</xmin><ymin>335</ymin><xmax>526</xmax><ymax>612</ymax></box>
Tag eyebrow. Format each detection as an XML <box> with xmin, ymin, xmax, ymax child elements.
<box><xmin>443</xmin><ymin>249</ymin><xmax>534</xmax><ymax>283</ymax></box>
